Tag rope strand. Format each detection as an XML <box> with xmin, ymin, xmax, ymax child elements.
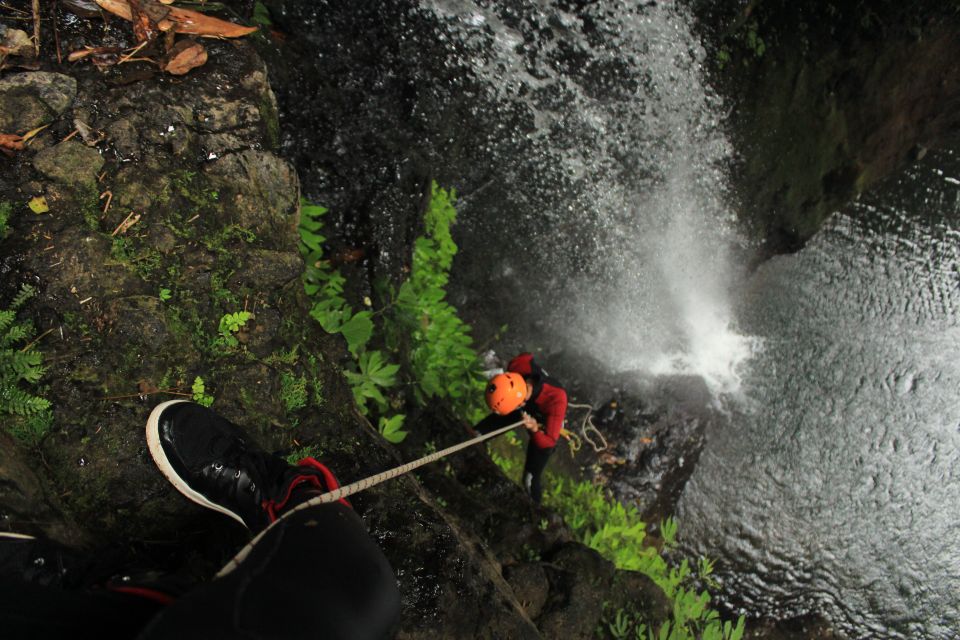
<box><xmin>217</xmin><ymin>420</ymin><xmax>523</xmax><ymax>576</ymax></box>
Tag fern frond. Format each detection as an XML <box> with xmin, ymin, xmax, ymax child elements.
<box><xmin>0</xmin><ymin>383</ymin><xmax>51</xmax><ymax>416</ymax></box>
<box><xmin>1</xmin><ymin>321</ymin><xmax>32</xmax><ymax>348</ymax></box>
<box><xmin>0</xmin><ymin>349</ymin><xmax>44</xmax><ymax>383</ymax></box>
<box><xmin>0</xmin><ymin>310</ymin><xmax>14</xmax><ymax>337</ymax></box>
<box><xmin>9</xmin><ymin>284</ymin><xmax>36</xmax><ymax>311</ymax></box>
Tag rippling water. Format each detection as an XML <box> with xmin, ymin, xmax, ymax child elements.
<box><xmin>678</xmin><ymin>149</ymin><xmax>960</xmax><ymax>639</ymax></box>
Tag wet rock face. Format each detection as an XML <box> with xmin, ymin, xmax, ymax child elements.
<box><xmin>690</xmin><ymin>0</ymin><xmax>960</xmax><ymax>255</ymax></box>
<box><xmin>594</xmin><ymin>378</ymin><xmax>711</xmax><ymax>525</ymax></box>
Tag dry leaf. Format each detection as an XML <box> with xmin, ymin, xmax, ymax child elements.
<box><xmin>95</xmin><ymin>0</ymin><xmax>257</xmax><ymax>38</ymax></box>
<box><xmin>138</xmin><ymin>380</ymin><xmax>159</xmax><ymax>395</ymax></box>
<box><xmin>163</xmin><ymin>39</ymin><xmax>207</xmax><ymax>75</ymax></box>
<box><xmin>28</xmin><ymin>196</ymin><xmax>49</xmax><ymax>214</ymax></box>
<box><xmin>21</xmin><ymin>124</ymin><xmax>49</xmax><ymax>144</ymax></box>
<box><xmin>0</xmin><ymin>133</ymin><xmax>24</xmax><ymax>152</ymax></box>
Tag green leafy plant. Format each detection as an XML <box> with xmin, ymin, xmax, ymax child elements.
<box><xmin>1</xmin><ymin>284</ymin><xmax>53</xmax><ymax>444</ymax></box>
<box><xmin>252</xmin><ymin>0</ymin><xmax>272</xmax><ymax>26</ymax></box>
<box><xmin>299</xmin><ymin>202</ymin><xmax>374</xmax><ymax>357</ymax></box>
<box><xmin>388</xmin><ymin>182</ymin><xmax>487</xmax><ymax>422</ymax></box>
<box><xmin>540</xmin><ymin>473</ymin><xmax>744</xmax><ymax>639</ymax></box>
<box><xmin>378</xmin><ymin>414</ymin><xmax>407</xmax><ymax>443</ymax></box>
<box><xmin>216</xmin><ymin>311</ymin><xmax>252</xmax><ymax>348</ymax></box>
<box><xmin>299</xmin><ymin>201</ymin><xmax>399</xmax><ymax>429</ymax></box>
<box><xmin>192</xmin><ymin>376</ymin><xmax>214</xmax><ymax>407</ymax></box>
<box><xmin>608</xmin><ymin>609</ymin><xmax>631</xmax><ymax>639</ymax></box>
<box><xmin>342</xmin><ymin>350</ymin><xmax>398</xmax><ymax>415</ymax></box>
<box><xmin>159</xmin><ymin>288</ymin><xmax>172</xmax><ymax>302</ymax></box>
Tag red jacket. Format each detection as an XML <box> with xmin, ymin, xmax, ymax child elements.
<box><xmin>508</xmin><ymin>353</ymin><xmax>567</xmax><ymax>449</ymax></box>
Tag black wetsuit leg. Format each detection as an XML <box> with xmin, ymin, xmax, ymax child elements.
<box><xmin>522</xmin><ymin>441</ymin><xmax>554</xmax><ymax>504</ymax></box>
<box><xmin>138</xmin><ymin>502</ymin><xmax>400</xmax><ymax>640</ymax></box>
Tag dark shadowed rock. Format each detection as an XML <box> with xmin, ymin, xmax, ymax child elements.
<box><xmin>537</xmin><ymin>542</ymin><xmax>616</xmax><ymax>639</ymax></box>
<box><xmin>0</xmin><ymin>72</ymin><xmax>77</xmax><ymax>133</ymax></box>
<box><xmin>0</xmin><ymin>431</ymin><xmax>89</xmax><ymax>547</ymax></box>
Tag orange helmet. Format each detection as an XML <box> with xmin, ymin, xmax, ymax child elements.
<box><xmin>485</xmin><ymin>372</ymin><xmax>527</xmax><ymax>415</ymax></box>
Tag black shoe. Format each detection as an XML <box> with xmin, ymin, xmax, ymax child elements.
<box><xmin>146</xmin><ymin>400</ymin><xmax>344</xmax><ymax>533</ymax></box>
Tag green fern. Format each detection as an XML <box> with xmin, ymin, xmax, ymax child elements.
<box><xmin>1</xmin><ymin>284</ymin><xmax>52</xmax><ymax>444</ymax></box>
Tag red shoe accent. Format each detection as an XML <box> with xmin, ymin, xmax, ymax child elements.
<box><xmin>108</xmin><ymin>585</ymin><xmax>175</xmax><ymax>606</ymax></box>
<box><xmin>261</xmin><ymin>458</ymin><xmax>351</xmax><ymax>521</ymax></box>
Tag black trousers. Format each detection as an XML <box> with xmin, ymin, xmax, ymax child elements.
<box><xmin>476</xmin><ymin>412</ymin><xmax>555</xmax><ymax>504</ymax></box>
<box><xmin>0</xmin><ymin>503</ymin><xmax>399</xmax><ymax>640</ymax></box>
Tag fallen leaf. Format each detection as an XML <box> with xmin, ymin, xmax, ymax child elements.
<box><xmin>163</xmin><ymin>39</ymin><xmax>207</xmax><ymax>75</ymax></box>
<box><xmin>138</xmin><ymin>380</ymin><xmax>159</xmax><ymax>395</ymax></box>
<box><xmin>0</xmin><ymin>133</ymin><xmax>24</xmax><ymax>151</ymax></box>
<box><xmin>20</xmin><ymin>124</ymin><xmax>50</xmax><ymax>144</ymax></box>
<box><xmin>28</xmin><ymin>196</ymin><xmax>49</xmax><ymax>214</ymax></box>
<box><xmin>95</xmin><ymin>0</ymin><xmax>257</xmax><ymax>38</ymax></box>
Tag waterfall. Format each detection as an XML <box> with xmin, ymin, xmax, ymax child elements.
<box><xmin>433</xmin><ymin>0</ymin><xmax>756</xmax><ymax>395</ymax></box>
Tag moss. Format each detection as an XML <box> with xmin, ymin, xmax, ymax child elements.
<box><xmin>260</xmin><ymin>91</ymin><xmax>281</xmax><ymax>151</ymax></box>
<box><xmin>79</xmin><ymin>182</ymin><xmax>102</xmax><ymax>232</ymax></box>
<box><xmin>172</xmin><ymin>170</ymin><xmax>220</xmax><ymax>215</ymax></box>
<box><xmin>0</xmin><ymin>201</ymin><xmax>11</xmax><ymax>238</ymax></box>
<box><xmin>280</xmin><ymin>371</ymin><xmax>308</xmax><ymax>413</ymax></box>
<box><xmin>110</xmin><ymin>237</ymin><xmax>164</xmax><ymax>281</ymax></box>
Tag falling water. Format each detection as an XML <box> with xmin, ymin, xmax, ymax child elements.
<box><xmin>436</xmin><ymin>0</ymin><xmax>756</xmax><ymax>396</ymax></box>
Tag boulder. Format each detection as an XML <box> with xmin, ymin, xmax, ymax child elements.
<box><xmin>0</xmin><ymin>72</ymin><xmax>77</xmax><ymax>133</ymax></box>
<box><xmin>31</xmin><ymin>142</ymin><xmax>104</xmax><ymax>189</ymax></box>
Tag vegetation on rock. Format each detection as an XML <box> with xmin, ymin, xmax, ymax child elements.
<box><xmin>0</xmin><ymin>284</ymin><xmax>53</xmax><ymax>445</ymax></box>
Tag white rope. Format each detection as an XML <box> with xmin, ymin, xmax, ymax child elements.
<box><xmin>217</xmin><ymin>420</ymin><xmax>523</xmax><ymax>576</ymax></box>
<box><xmin>567</xmin><ymin>402</ymin><xmax>609</xmax><ymax>452</ymax></box>
<box><xmin>298</xmin><ymin>419</ymin><xmax>523</xmax><ymax>507</ymax></box>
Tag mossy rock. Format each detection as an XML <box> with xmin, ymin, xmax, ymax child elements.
<box><xmin>31</xmin><ymin>141</ymin><xmax>104</xmax><ymax>190</ymax></box>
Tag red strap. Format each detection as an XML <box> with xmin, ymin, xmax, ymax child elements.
<box><xmin>108</xmin><ymin>585</ymin><xmax>175</xmax><ymax>606</ymax></box>
<box><xmin>262</xmin><ymin>458</ymin><xmax>352</xmax><ymax>521</ymax></box>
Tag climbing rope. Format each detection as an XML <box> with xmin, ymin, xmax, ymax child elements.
<box><xmin>218</xmin><ymin>420</ymin><xmax>524</xmax><ymax>576</ymax></box>
<box><xmin>566</xmin><ymin>402</ymin><xmax>609</xmax><ymax>453</ymax></box>
<box><xmin>305</xmin><ymin>419</ymin><xmax>523</xmax><ymax>506</ymax></box>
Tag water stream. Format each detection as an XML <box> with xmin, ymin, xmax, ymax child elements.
<box><xmin>678</xmin><ymin>150</ymin><xmax>960</xmax><ymax>639</ymax></box>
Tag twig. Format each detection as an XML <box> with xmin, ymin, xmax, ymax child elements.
<box><xmin>100</xmin><ymin>190</ymin><xmax>113</xmax><ymax>214</ymax></box>
<box><xmin>61</xmin><ymin>129</ymin><xmax>79</xmax><ymax>143</ymax></box>
<box><xmin>32</xmin><ymin>0</ymin><xmax>40</xmax><ymax>58</ymax></box>
<box><xmin>118</xmin><ymin>40</ymin><xmax>148</xmax><ymax>64</ymax></box>
<box><xmin>0</xmin><ymin>2</ymin><xmax>30</xmax><ymax>14</ymax></box>
<box><xmin>52</xmin><ymin>0</ymin><xmax>61</xmax><ymax>64</ymax></box>
<box><xmin>100</xmin><ymin>388</ymin><xmax>192</xmax><ymax>401</ymax></box>
<box><xmin>19</xmin><ymin>327</ymin><xmax>54</xmax><ymax>352</ymax></box>
<box><xmin>111</xmin><ymin>211</ymin><xmax>141</xmax><ymax>236</ymax></box>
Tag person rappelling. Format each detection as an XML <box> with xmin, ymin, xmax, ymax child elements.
<box><xmin>474</xmin><ymin>353</ymin><xmax>568</xmax><ymax>504</ymax></box>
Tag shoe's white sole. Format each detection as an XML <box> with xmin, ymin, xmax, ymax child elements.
<box><xmin>145</xmin><ymin>399</ymin><xmax>249</xmax><ymax>529</ymax></box>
